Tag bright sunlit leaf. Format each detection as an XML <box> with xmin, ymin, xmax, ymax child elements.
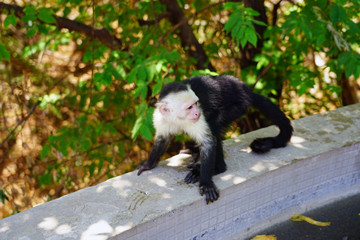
<box><xmin>290</xmin><ymin>214</ymin><xmax>331</xmax><ymax>227</ymax></box>
<box><xmin>251</xmin><ymin>235</ymin><xmax>277</xmax><ymax>240</ymax></box>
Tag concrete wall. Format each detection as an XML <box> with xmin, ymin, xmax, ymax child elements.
<box><xmin>1</xmin><ymin>103</ymin><xmax>360</xmax><ymax>240</ymax></box>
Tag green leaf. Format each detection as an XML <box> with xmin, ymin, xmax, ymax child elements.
<box><xmin>103</xmin><ymin>71</ymin><xmax>113</xmax><ymax>85</ymax></box>
<box><xmin>136</xmin><ymin>102</ymin><xmax>147</xmax><ymax>116</ymax></box>
<box><xmin>63</xmin><ymin>7</ymin><xmax>71</xmax><ymax>18</ymax></box>
<box><xmin>191</xmin><ymin>69</ymin><xmax>219</xmax><ymax>76</ymax></box>
<box><xmin>128</xmin><ymin>70</ymin><xmax>137</xmax><ymax>83</ymax></box>
<box><xmin>137</xmin><ymin>65</ymin><xmax>148</xmax><ymax>83</ymax></box>
<box><xmin>70</xmin><ymin>0</ymin><xmax>82</xmax><ymax>4</ymax></box>
<box><xmin>251</xmin><ymin>19</ymin><xmax>267</xmax><ymax>27</ymax></box>
<box><xmin>233</xmin><ymin>23</ymin><xmax>245</xmax><ymax>38</ymax></box>
<box><xmin>93</xmin><ymin>72</ymin><xmax>103</xmax><ymax>84</ymax></box>
<box><xmin>22</xmin><ymin>5</ymin><xmax>37</xmax><ymax>23</ymax></box>
<box><xmin>299</xmin><ymin>18</ymin><xmax>312</xmax><ymax>38</ymax></box>
<box><xmin>338</xmin><ymin>51</ymin><xmax>351</xmax><ymax>67</ymax></box>
<box><xmin>240</xmin><ymin>36</ymin><xmax>248</xmax><ymax>48</ymax></box>
<box><xmin>0</xmin><ymin>190</ymin><xmax>9</xmax><ymax>204</ymax></box>
<box><xmin>117</xmin><ymin>143</ymin><xmax>125</xmax><ymax>158</ymax></box>
<box><xmin>346</xmin><ymin>19</ymin><xmax>360</xmax><ymax>34</ymax></box>
<box><xmin>79</xmin><ymin>139</ymin><xmax>91</xmax><ymax>152</ymax></box>
<box><xmin>255</xmin><ymin>54</ymin><xmax>270</xmax><ymax>70</ymax></box>
<box><xmin>131</xmin><ymin>116</ymin><xmax>144</xmax><ymax>140</ymax></box>
<box><xmin>88</xmin><ymin>162</ymin><xmax>96</xmax><ymax>177</ymax></box>
<box><xmin>245</xmin><ymin>7</ymin><xmax>260</xmax><ymax>17</ymax></box>
<box><xmin>26</xmin><ymin>26</ymin><xmax>38</xmax><ymax>37</ymax></box>
<box><xmin>59</xmin><ymin>139</ymin><xmax>69</xmax><ymax>156</ymax></box>
<box><xmin>345</xmin><ymin>57</ymin><xmax>358</xmax><ymax>78</ymax></box>
<box><xmin>39</xmin><ymin>172</ymin><xmax>52</xmax><ymax>186</ymax></box>
<box><xmin>330</xmin><ymin>5</ymin><xmax>340</xmax><ymax>25</ymax></box>
<box><xmin>246</xmin><ymin>28</ymin><xmax>258</xmax><ymax>47</ymax></box>
<box><xmin>224</xmin><ymin>14</ymin><xmax>239</xmax><ymax>32</ymax></box>
<box><xmin>40</xmin><ymin>144</ymin><xmax>51</xmax><ymax>160</ymax></box>
<box><xmin>140</xmin><ymin>123</ymin><xmax>153</xmax><ymax>141</ymax></box>
<box><xmin>110</xmin><ymin>66</ymin><xmax>121</xmax><ymax>80</ymax></box>
<box><xmin>316</xmin><ymin>34</ymin><xmax>325</xmax><ymax>46</ymax></box>
<box><xmin>38</xmin><ymin>24</ymin><xmax>49</xmax><ymax>34</ymax></box>
<box><xmin>337</xmin><ymin>5</ymin><xmax>346</xmax><ymax>23</ymax></box>
<box><xmin>0</xmin><ymin>43</ymin><xmax>10</xmax><ymax>60</ymax></box>
<box><xmin>224</xmin><ymin>2</ymin><xmax>241</xmax><ymax>10</ymax></box>
<box><xmin>224</xmin><ymin>5</ymin><xmax>261</xmax><ymax>48</ymax></box>
<box><xmin>39</xmin><ymin>93</ymin><xmax>61</xmax><ymax>109</ymax></box>
<box><xmin>4</xmin><ymin>14</ymin><xmax>17</xmax><ymax>28</ymax></box>
<box><xmin>140</xmin><ymin>86</ymin><xmax>148</xmax><ymax>100</ymax></box>
<box><xmin>152</xmin><ymin>82</ymin><xmax>163</xmax><ymax>95</ymax></box>
<box><xmin>83</xmin><ymin>49</ymin><xmax>92</xmax><ymax>62</ymax></box>
<box><xmin>38</xmin><ymin>8</ymin><xmax>57</xmax><ymax>24</ymax></box>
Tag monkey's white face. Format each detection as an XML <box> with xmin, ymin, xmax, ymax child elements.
<box><xmin>153</xmin><ymin>88</ymin><xmax>209</xmax><ymax>143</ymax></box>
<box><xmin>182</xmin><ymin>101</ymin><xmax>200</xmax><ymax>122</ymax></box>
<box><xmin>157</xmin><ymin>89</ymin><xmax>201</xmax><ymax>123</ymax></box>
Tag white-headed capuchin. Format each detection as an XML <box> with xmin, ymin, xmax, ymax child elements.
<box><xmin>137</xmin><ymin>75</ymin><xmax>293</xmax><ymax>204</ymax></box>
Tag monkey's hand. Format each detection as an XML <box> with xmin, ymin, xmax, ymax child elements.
<box><xmin>184</xmin><ymin>164</ymin><xmax>200</xmax><ymax>184</ymax></box>
<box><xmin>199</xmin><ymin>182</ymin><xmax>219</xmax><ymax>204</ymax></box>
<box><xmin>137</xmin><ymin>161</ymin><xmax>155</xmax><ymax>176</ymax></box>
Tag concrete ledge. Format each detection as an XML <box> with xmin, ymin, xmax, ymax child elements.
<box><xmin>1</xmin><ymin>104</ymin><xmax>360</xmax><ymax>240</ymax></box>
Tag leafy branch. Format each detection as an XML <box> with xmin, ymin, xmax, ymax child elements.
<box><xmin>0</xmin><ymin>100</ymin><xmax>41</xmax><ymax>151</ymax></box>
<box><xmin>0</xmin><ymin>2</ymin><xmax>124</xmax><ymax>49</ymax></box>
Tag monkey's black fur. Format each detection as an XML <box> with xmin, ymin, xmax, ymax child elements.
<box><xmin>138</xmin><ymin>75</ymin><xmax>293</xmax><ymax>204</ymax></box>
<box><xmin>183</xmin><ymin>75</ymin><xmax>293</xmax><ymax>151</ymax></box>
<box><xmin>159</xmin><ymin>82</ymin><xmax>188</xmax><ymax>100</ymax></box>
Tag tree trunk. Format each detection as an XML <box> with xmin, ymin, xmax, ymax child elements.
<box><xmin>341</xmin><ymin>73</ymin><xmax>360</xmax><ymax>105</ymax></box>
<box><xmin>160</xmin><ymin>0</ymin><xmax>216</xmax><ymax>71</ymax></box>
<box><xmin>239</xmin><ymin>0</ymin><xmax>267</xmax><ymax>69</ymax></box>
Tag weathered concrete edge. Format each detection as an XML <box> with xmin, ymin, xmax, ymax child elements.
<box><xmin>0</xmin><ymin>103</ymin><xmax>359</xmax><ymax>240</ymax></box>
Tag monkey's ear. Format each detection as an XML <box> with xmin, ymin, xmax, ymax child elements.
<box><xmin>158</xmin><ymin>102</ymin><xmax>170</xmax><ymax>116</ymax></box>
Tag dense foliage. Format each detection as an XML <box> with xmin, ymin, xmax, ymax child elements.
<box><xmin>0</xmin><ymin>0</ymin><xmax>359</xmax><ymax>218</ymax></box>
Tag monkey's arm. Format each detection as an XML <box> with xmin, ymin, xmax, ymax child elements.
<box><xmin>137</xmin><ymin>135</ymin><xmax>170</xmax><ymax>176</ymax></box>
<box><xmin>198</xmin><ymin>136</ymin><xmax>219</xmax><ymax>204</ymax></box>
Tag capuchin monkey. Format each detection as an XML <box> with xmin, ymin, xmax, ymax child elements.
<box><xmin>137</xmin><ymin>75</ymin><xmax>293</xmax><ymax>204</ymax></box>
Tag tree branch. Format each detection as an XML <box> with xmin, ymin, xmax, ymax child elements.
<box><xmin>272</xmin><ymin>0</ymin><xmax>283</xmax><ymax>26</ymax></box>
<box><xmin>0</xmin><ymin>2</ymin><xmax>124</xmax><ymax>50</ymax></box>
<box><xmin>0</xmin><ymin>100</ymin><xmax>41</xmax><ymax>149</ymax></box>
<box><xmin>0</xmin><ymin>74</ymin><xmax>68</xmax><ymax>155</ymax></box>
<box><xmin>251</xmin><ymin>62</ymin><xmax>274</xmax><ymax>89</ymax></box>
<box><xmin>160</xmin><ymin>0</ymin><xmax>216</xmax><ymax>71</ymax></box>
<box><xmin>138</xmin><ymin>12</ymin><xmax>170</xmax><ymax>26</ymax></box>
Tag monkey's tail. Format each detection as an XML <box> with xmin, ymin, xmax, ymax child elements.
<box><xmin>249</xmin><ymin>92</ymin><xmax>293</xmax><ymax>153</ymax></box>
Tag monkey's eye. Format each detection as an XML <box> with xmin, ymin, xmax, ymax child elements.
<box><xmin>187</xmin><ymin>102</ymin><xmax>198</xmax><ymax>110</ymax></box>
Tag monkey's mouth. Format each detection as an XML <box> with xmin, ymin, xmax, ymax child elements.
<box><xmin>189</xmin><ymin>113</ymin><xmax>201</xmax><ymax>122</ymax></box>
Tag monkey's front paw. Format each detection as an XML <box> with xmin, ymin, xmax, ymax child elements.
<box><xmin>199</xmin><ymin>183</ymin><xmax>219</xmax><ymax>204</ymax></box>
<box><xmin>184</xmin><ymin>165</ymin><xmax>200</xmax><ymax>184</ymax></box>
<box><xmin>137</xmin><ymin>161</ymin><xmax>154</xmax><ymax>176</ymax></box>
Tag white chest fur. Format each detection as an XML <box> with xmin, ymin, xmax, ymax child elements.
<box><xmin>153</xmin><ymin>108</ymin><xmax>210</xmax><ymax>143</ymax></box>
